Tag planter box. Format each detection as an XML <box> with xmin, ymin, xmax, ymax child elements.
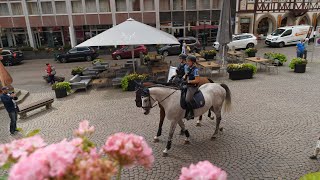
<box><xmin>54</xmin><ymin>88</ymin><xmax>68</xmax><ymax>98</ymax></box>
<box><xmin>228</xmin><ymin>70</ymin><xmax>253</xmax><ymax>80</ymax></box>
<box><xmin>204</xmin><ymin>54</ymin><xmax>216</xmax><ymax>60</ymax></box>
<box><xmin>247</xmin><ymin>52</ymin><xmax>256</xmax><ymax>57</ymax></box>
<box><xmin>294</xmin><ymin>64</ymin><xmax>306</xmax><ymax>73</ymax></box>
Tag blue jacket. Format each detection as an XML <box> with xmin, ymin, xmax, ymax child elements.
<box><xmin>187</xmin><ymin>66</ymin><xmax>199</xmax><ymax>81</ymax></box>
<box><xmin>0</xmin><ymin>94</ymin><xmax>15</xmax><ymax>113</ymax></box>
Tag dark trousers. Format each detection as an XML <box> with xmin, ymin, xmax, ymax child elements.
<box><xmin>48</xmin><ymin>75</ymin><xmax>55</xmax><ymax>84</ymax></box>
<box><xmin>8</xmin><ymin>111</ymin><xmax>17</xmax><ymax>134</ymax></box>
<box><xmin>304</xmin><ymin>50</ymin><xmax>307</xmax><ymax>60</ymax></box>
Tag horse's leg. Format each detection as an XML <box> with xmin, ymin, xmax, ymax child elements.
<box><xmin>154</xmin><ymin>105</ymin><xmax>165</xmax><ymax>143</ymax></box>
<box><xmin>211</xmin><ymin>107</ymin><xmax>223</xmax><ymax>140</ymax></box>
<box><xmin>208</xmin><ymin>109</ymin><xmax>211</xmax><ymax>118</ymax></box>
<box><xmin>177</xmin><ymin>119</ymin><xmax>190</xmax><ymax>144</ymax></box>
<box><xmin>163</xmin><ymin>120</ymin><xmax>178</xmax><ymax>156</ymax></box>
<box><xmin>196</xmin><ymin>115</ymin><xmax>202</xmax><ymax>127</ymax></box>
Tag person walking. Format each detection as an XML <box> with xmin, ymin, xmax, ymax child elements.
<box><xmin>45</xmin><ymin>63</ymin><xmax>56</xmax><ymax>85</ymax></box>
<box><xmin>303</xmin><ymin>38</ymin><xmax>309</xmax><ymax>59</ymax></box>
<box><xmin>181</xmin><ymin>41</ymin><xmax>187</xmax><ymax>55</ymax></box>
<box><xmin>296</xmin><ymin>40</ymin><xmax>305</xmax><ymax>58</ymax></box>
<box><xmin>0</xmin><ymin>87</ymin><xmax>19</xmax><ymax>135</ymax></box>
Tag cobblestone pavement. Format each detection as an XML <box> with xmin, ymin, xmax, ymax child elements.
<box><xmin>1</xmin><ymin>42</ymin><xmax>320</xmax><ymax>179</ymax></box>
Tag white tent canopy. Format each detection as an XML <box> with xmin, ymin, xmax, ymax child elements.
<box><xmin>76</xmin><ymin>18</ymin><xmax>179</xmax><ymax>47</ymax></box>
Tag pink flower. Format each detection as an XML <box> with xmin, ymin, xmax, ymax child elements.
<box><xmin>9</xmin><ymin>139</ymin><xmax>79</xmax><ymax>180</ymax></box>
<box><xmin>74</xmin><ymin>120</ymin><xmax>95</xmax><ymax>137</ymax></box>
<box><xmin>179</xmin><ymin>161</ymin><xmax>227</xmax><ymax>180</ymax></box>
<box><xmin>102</xmin><ymin>133</ymin><xmax>154</xmax><ymax>169</ymax></box>
<box><xmin>0</xmin><ymin>135</ymin><xmax>46</xmax><ymax>166</ymax></box>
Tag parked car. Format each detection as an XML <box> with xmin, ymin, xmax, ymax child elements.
<box><xmin>56</xmin><ymin>46</ymin><xmax>99</xmax><ymax>63</ymax></box>
<box><xmin>112</xmin><ymin>45</ymin><xmax>148</xmax><ymax>60</ymax></box>
<box><xmin>0</xmin><ymin>49</ymin><xmax>23</xmax><ymax>66</ymax></box>
<box><xmin>213</xmin><ymin>33</ymin><xmax>257</xmax><ymax>51</ymax></box>
<box><xmin>157</xmin><ymin>37</ymin><xmax>201</xmax><ymax>56</ymax></box>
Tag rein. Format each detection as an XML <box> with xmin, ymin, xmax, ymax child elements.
<box><xmin>144</xmin><ymin>89</ymin><xmax>177</xmax><ymax>109</ymax></box>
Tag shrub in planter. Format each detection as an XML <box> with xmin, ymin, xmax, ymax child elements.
<box><xmin>52</xmin><ymin>82</ymin><xmax>71</xmax><ymax>98</ymax></box>
<box><xmin>92</xmin><ymin>58</ymin><xmax>104</xmax><ymax>65</ymax></box>
<box><xmin>200</xmin><ymin>50</ymin><xmax>217</xmax><ymax>60</ymax></box>
<box><xmin>227</xmin><ymin>63</ymin><xmax>257</xmax><ymax>80</ymax></box>
<box><xmin>271</xmin><ymin>53</ymin><xmax>287</xmax><ymax>66</ymax></box>
<box><xmin>121</xmin><ymin>73</ymin><xmax>148</xmax><ymax>91</ymax></box>
<box><xmin>289</xmin><ymin>57</ymin><xmax>307</xmax><ymax>73</ymax></box>
<box><xmin>245</xmin><ymin>48</ymin><xmax>258</xmax><ymax>57</ymax></box>
<box><xmin>264</xmin><ymin>52</ymin><xmax>274</xmax><ymax>59</ymax></box>
<box><xmin>71</xmin><ymin>66</ymin><xmax>85</xmax><ymax>76</ymax></box>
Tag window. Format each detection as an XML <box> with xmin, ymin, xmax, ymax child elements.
<box><xmin>144</xmin><ymin>0</ymin><xmax>154</xmax><ymax>11</ymax></box>
<box><xmin>281</xmin><ymin>30</ymin><xmax>292</xmax><ymax>37</ymax></box>
<box><xmin>11</xmin><ymin>3</ymin><xmax>23</xmax><ymax>15</ymax></box>
<box><xmin>72</xmin><ymin>0</ymin><xmax>83</xmax><ymax>13</ymax></box>
<box><xmin>99</xmin><ymin>0</ymin><xmax>110</xmax><ymax>12</ymax></box>
<box><xmin>116</xmin><ymin>0</ymin><xmax>126</xmax><ymax>11</ymax></box>
<box><xmin>27</xmin><ymin>2</ymin><xmax>39</xmax><ymax>15</ymax></box>
<box><xmin>55</xmin><ymin>1</ymin><xmax>66</xmax><ymax>14</ymax></box>
<box><xmin>1</xmin><ymin>51</ymin><xmax>10</xmax><ymax>56</ymax></box>
<box><xmin>159</xmin><ymin>0</ymin><xmax>170</xmax><ymax>11</ymax></box>
<box><xmin>199</xmin><ymin>0</ymin><xmax>210</xmax><ymax>9</ymax></box>
<box><xmin>85</xmin><ymin>0</ymin><xmax>96</xmax><ymax>13</ymax></box>
<box><xmin>186</xmin><ymin>0</ymin><xmax>196</xmax><ymax>10</ymax></box>
<box><xmin>173</xmin><ymin>0</ymin><xmax>183</xmax><ymax>10</ymax></box>
<box><xmin>128</xmin><ymin>0</ymin><xmax>140</xmax><ymax>11</ymax></box>
<box><xmin>41</xmin><ymin>2</ymin><xmax>53</xmax><ymax>14</ymax></box>
<box><xmin>0</xmin><ymin>3</ymin><xmax>9</xmax><ymax>16</ymax></box>
<box><xmin>69</xmin><ymin>48</ymin><xmax>77</xmax><ymax>53</ymax></box>
<box><xmin>77</xmin><ymin>47</ymin><xmax>89</xmax><ymax>51</ymax></box>
<box><xmin>212</xmin><ymin>0</ymin><xmax>220</xmax><ymax>9</ymax></box>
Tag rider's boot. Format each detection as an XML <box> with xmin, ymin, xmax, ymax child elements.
<box><xmin>185</xmin><ymin>103</ymin><xmax>194</xmax><ymax>120</ymax></box>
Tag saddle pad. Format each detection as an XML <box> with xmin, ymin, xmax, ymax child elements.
<box><xmin>180</xmin><ymin>90</ymin><xmax>205</xmax><ymax>110</ymax></box>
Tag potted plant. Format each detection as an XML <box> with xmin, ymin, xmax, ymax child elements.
<box><xmin>289</xmin><ymin>57</ymin><xmax>307</xmax><ymax>73</ymax></box>
<box><xmin>200</xmin><ymin>50</ymin><xmax>217</xmax><ymax>60</ymax></box>
<box><xmin>264</xmin><ymin>52</ymin><xmax>274</xmax><ymax>59</ymax></box>
<box><xmin>121</xmin><ymin>73</ymin><xmax>148</xmax><ymax>91</ymax></box>
<box><xmin>245</xmin><ymin>48</ymin><xmax>258</xmax><ymax>57</ymax></box>
<box><xmin>71</xmin><ymin>66</ymin><xmax>84</xmax><ymax>76</ymax></box>
<box><xmin>92</xmin><ymin>58</ymin><xmax>104</xmax><ymax>65</ymax></box>
<box><xmin>270</xmin><ymin>53</ymin><xmax>287</xmax><ymax>66</ymax></box>
<box><xmin>52</xmin><ymin>82</ymin><xmax>71</xmax><ymax>98</ymax></box>
<box><xmin>227</xmin><ymin>63</ymin><xmax>257</xmax><ymax>80</ymax></box>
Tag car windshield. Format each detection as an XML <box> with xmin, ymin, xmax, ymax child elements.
<box><xmin>271</xmin><ymin>29</ymin><xmax>285</xmax><ymax>36</ymax></box>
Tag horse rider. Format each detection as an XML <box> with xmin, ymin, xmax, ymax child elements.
<box><xmin>184</xmin><ymin>55</ymin><xmax>200</xmax><ymax>120</ymax></box>
<box><xmin>169</xmin><ymin>54</ymin><xmax>188</xmax><ymax>85</ymax></box>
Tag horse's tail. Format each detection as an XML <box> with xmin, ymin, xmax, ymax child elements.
<box><xmin>220</xmin><ymin>83</ymin><xmax>231</xmax><ymax>112</ymax></box>
<box><xmin>207</xmin><ymin>78</ymin><xmax>214</xmax><ymax>83</ymax></box>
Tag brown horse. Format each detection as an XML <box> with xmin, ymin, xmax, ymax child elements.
<box><xmin>135</xmin><ymin>77</ymin><xmax>213</xmax><ymax>142</ymax></box>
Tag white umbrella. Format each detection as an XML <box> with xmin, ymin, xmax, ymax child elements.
<box><xmin>77</xmin><ymin>18</ymin><xmax>179</xmax><ymax>72</ymax></box>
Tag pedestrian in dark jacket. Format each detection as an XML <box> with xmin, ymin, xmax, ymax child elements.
<box><xmin>0</xmin><ymin>86</ymin><xmax>19</xmax><ymax>135</ymax></box>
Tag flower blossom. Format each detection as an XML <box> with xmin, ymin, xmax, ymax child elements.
<box><xmin>74</xmin><ymin>120</ymin><xmax>95</xmax><ymax>137</ymax></box>
<box><xmin>102</xmin><ymin>133</ymin><xmax>154</xmax><ymax>169</ymax></box>
<box><xmin>179</xmin><ymin>160</ymin><xmax>227</xmax><ymax>180</ymax></box>
<box><xmin>0</xmin><ymin>135</ymin><xmax>46</xmax><ymax>167</ymax></box>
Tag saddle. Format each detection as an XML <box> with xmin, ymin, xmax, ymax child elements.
<box><xmin>180</xmin><ymin>86</ymin><xmax>205</xmax><ymax>110</ymax></box>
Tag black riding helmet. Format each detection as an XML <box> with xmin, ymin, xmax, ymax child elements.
<box><xmin>187</xmin><ymin>55</ymin><xmax>197</xmax><ymax>63</ymax></box>
<box><xmin>178</xmin><ymin>54</ymin><xmax>187</xmax><ymax>60</ymax></box>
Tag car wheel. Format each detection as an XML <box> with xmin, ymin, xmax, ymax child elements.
<box><xmin>60</xmin><ymin>57</ymin><xmax>67</xmax><ymax>63</ymax></box>
<box><xmin>278</xmin><ymin>42</ymin><xmax>285</xmax><ymax>48</ymax></box>
<box><xmin>86</xmin><ymin>56</ymin><xmax>92</xmax><ymax>61</ymax></box>
<box><xmin>246</xmin><ymin>43</ymin><xmax>255</xmax><ymax>49</ymax></box>
<box><xmin>116</xmin><ymin>55</ymin><xmax>122</xmax><ymax>60</ymax></box>
<box><xmin>162</xmin><ymin>51</ymin><xmax>169</xmax><ymax>56</ymax></box>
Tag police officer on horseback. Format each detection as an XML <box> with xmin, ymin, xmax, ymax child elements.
<box><xmin>184</xmin><ymin>55</ymin><xmax>200</xmax><ymax>120</ymax></box>
<box><xmin>169</xmin><ymin>54</ymin><xmax>188</xmax><ymax>85</ymax></box>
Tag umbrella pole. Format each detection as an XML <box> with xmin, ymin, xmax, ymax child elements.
<box><xmin>222</xmin><ymin>45</ymin><xmax>225</xmax><ymax>67</ymax></box>
<box><xmin>131</xmin><ymin>45</ymin><xmax>136</xmax><ymax>73</ymax></box>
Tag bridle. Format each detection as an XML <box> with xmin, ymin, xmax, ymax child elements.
<box><xmin>141</xmin><ymin>88</ymin><xmax>177</xmax><ymax>109</ymax></box>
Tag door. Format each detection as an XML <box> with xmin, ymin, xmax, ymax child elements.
<box><xmin>280</xmin><ymin>29</ymin><xmax>293</xmax><ymax>44</ymax></box>
<box><xmin>229</xmin><ymin>36</ymin><xmax>240</xmax><ymax>49</ymax></box>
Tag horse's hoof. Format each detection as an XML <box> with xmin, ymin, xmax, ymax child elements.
<box><xmin>184</xmin><ymin>140</ymin><xmax>190</xmax><ymax>144</ymax></box>
<box><xmin>196</xmin><ymin>123</ymin><xmax>201</xmax><ymax>127</ymax></box>
<box><xmin>211</xmin><ymin>136</ymin><xmax>217</xmax><ymax>141</ymax></box>
<box><xmin>220</xmin><ymin>127</ymin><xmax>223</xmax><ymax>131</ymax></box>
<box><xmin>162</xmin><ymin>152</ymin><xmax>168</xmax><ymax>157</ymax></box>
<box><xmin>153</xmin><ymin>138</ymin><xmax>159</xmax><ymax>143</ymax></box>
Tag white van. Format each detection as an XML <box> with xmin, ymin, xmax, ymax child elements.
<box><xmin>265</xmin><ymin>25</ymin><xmax>313</xmax><ymax>48</ymax></box>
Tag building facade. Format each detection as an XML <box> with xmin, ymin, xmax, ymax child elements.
<box><xmin>235</xmin><ymin>0</ymin><xmax>320</xmax><ymax>36</ymax></box>
<box><xmin>0</xmin><ymin>0</ymin><xmax>232</xmax><ymax>48</ymax></box>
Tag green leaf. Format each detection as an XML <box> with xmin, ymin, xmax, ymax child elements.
<box><xmin>26</xmin><ymin>129</ymin><xmax>41</xmax><ymax>137</ymax></box>
<box><xmin>0</xmin><ymin>175</ymin><xmax>8</xmax><ymax>180</ymax></box>
<box><xmin>1</xmin><ymin>162</ymin><xmax>11</xmax><ymax>170</ymax></box>
<box><xmin>300</xmin><ymin>172</ymin><xmax>320</xmax><ymax>180</ymax></box>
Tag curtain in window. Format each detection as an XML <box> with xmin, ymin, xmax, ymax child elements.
<box><xmin>159</xmin><ymin>0</ymin><xmax>170</xmax><ymax>10</ymax></box>
<box><xmin>99</xmin><ymin>0</ymin><xmax>110</xmax><ymax>12</ymax></box>
<box><xmin>144</xmin><ymin>0</ymin><xmax>154</xmax><ymax>11</ymax></box>
<box><xmin>116</xmin><ymin>0</ymin><xmax>126</xmax><ymax>11</ymax></box>
<box><xmin>41</xmin><ymin>2</ymin><xmax>53</xmax><ymax>14</ymax></box>
<box><xmin>186</xmin><ymin>0</ymin><xmax>196</xmax><ymax>10</ymax></box>
<box><xmin>128</xmin><ymin>0</ymin><xmax>140</xmax><ymax>11</ymax></box>
<box><xmin>199</xmin><ymin>0</ymin><xmax>210</xmax><ymax>9</ymax></box>
<box><xmin>11</xmin><ymin>3</ymin><xmax>23</xmax><ymax>15</ymax></box>
<box><xmin>27</xmin><ymin>2</ymin><xmax>39</xmax><ymax>15</ymax></box>
<box><xmin>72</xmin><ymin>0</ymin><xmax>83</xmax><ymax>13</ymax></box>
<box><xmin>86</xmin><ymin>0</ymin><xmax>96</xmax><ymax>13</ymax></box>
<box><xmin>173</xmin><ymin>0</ymin><xmax>183</xmax><ymax>10</ymax></box>
<box><xmin>55</xmin><ymin>1</ymin><xmax>67</xmax><ymax>14</ymax></box>
<box><xmin>0</xmin><ymin>3</ymin><xmax>9</xmax><ymax>16</ymax></box>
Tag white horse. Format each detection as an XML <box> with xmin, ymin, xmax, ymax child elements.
<box><xmin>140</xmin><ymin>83</ymin><xmax>231</xmax><ymax>156</ymax></box>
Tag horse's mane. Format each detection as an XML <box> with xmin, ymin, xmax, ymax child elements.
<box><xmin>142</xmin><ymin>81</ymin><xmax>180</xmax><ymax>90</ymax></box>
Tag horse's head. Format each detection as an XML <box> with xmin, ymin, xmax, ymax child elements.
<box><xmin>141</xmin><ymin>88</ymin><xmax>156</xmax><ymax>115</ymax></box>
<box><xmin>135</xmin><ymin>81</ymin><xmax>144</xmax><ymax>107</ymax></box>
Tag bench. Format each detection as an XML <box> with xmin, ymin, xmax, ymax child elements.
<box><xmin>18</xmin><ymin>98</ymin><xmax>54</xmax><ymax>119</ymax></box>
<box><xmin>69</xmin><ymin>74</ymin><xmax>92</xmax><ymax>91</ymax></box>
